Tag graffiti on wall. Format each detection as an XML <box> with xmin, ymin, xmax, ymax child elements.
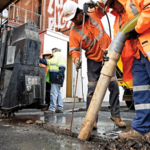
<box><xmin>48</xmin><ymin>0</ymin><xmax>72</xmax><ymax>31</ymax></box>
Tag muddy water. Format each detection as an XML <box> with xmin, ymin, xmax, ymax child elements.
<box><xmin>1</xmin><ymin>109</ymin><xmax>149</xmax><ymax>149</ymax></box>
<box><xmin>0</xmin><ymin>111</ymin><xmax>133</xmax><ymax>139</ymax></box>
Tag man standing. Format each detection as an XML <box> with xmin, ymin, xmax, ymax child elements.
<box><xmin>39</xmin><ymin>48</ymin><xmax>66</xmax><ymax>114</ymax></box>
<box><xmin>102</xmin><ymin>0</ymin><xmax>150</xmax><ymax>139</ymax></box>
<box><xmin>40</xmin><ymin>50</ymin><xmax>52</xmax><ymax>111</ymax></box>
<box><xmin>63</xmin><ymin>1</ymin><xmax>126</xmax><ymax>129</ymax></box>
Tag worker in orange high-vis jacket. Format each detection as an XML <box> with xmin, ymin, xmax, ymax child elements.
<box><xmin>102</xmin><ymin>0</ymin><xmax>150</xmax><ymax>140</ymax></box>
<box><xmin>40</xmin><ymin>50</ymin><xmax>52</xmax><ymax>111</ymax></box>
<box><xmin>111</xmin><ymin>9</ymin><xmax>135</xmax><ymax>82</ymax></box>
<box><xmin>63</xmin><ymin>0</ymin><xmax>126</xmax><ymax>130</ymax></box>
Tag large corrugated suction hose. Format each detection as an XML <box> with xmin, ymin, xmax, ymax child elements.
<box><xmin>120</xmin><ymin>13</ymin><xmax>140</xmax><ymax>34</ymax></box>
<box><xmin>78</xmin><ymin>13</ymin><xmax>140</xmax><ymax>141</ymax></box>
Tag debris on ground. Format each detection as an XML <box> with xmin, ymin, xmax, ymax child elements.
<box><xmin>26</xmin><ymin>120</ymin><xmax>33</xmax><ymax>124</ymax></box>
<box><xmin>43</xmin><ymin>122</ymin><xmax>150</xmax><ymax>150</ymax></box>
<box><xmin>35</xmin><ymin>120</ymin><xmax>45</xmax><ymax>125</ymax></box>
<box><xmin>92</xmin><ymin>136</ymin><xmax>150</xmax><ymax>150</ymax></box>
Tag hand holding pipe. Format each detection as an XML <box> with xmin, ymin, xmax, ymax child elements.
<box><xmin>78</xmin><ymin>13</ymin><xmax>140</xmax><ymax>141</ymax></box>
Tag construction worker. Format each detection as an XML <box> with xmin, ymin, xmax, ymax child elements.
<box><xmin>102</xmin><ymin>0</ymin><xmax>150</xmax><ymax>140</ymax></box>
<box><xmin>40</xmin><ymin>50</ymin><xmax>52</xmax><ymax>111</ymax></box>
<box><xmin>63</xmin><ymin>1</ymin><xmax>126</xmax><ymax>129</ymax></box>
<box><xmin>111</xmin><ymin>10</ymin><xmax>135</xmax><ymax>82</ymax></box>
<box><xmin>39</xmin><ymin>48</ymin><xmax>66</xmax><ymax>114</ymax></box>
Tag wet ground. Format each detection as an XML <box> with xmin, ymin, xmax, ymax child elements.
<box><xmin>0</xmin><ymin>102</ymin><xmax>150</xmax><ymax>149</ymax></box>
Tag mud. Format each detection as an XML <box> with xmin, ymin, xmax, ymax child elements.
<box><xmin>0</xmin><ymin>104</ymin><xmax>150</xmax><ymax>150</ymax></box>
<box><xmin>95</xmin><ymin>137</ymin><xmax>150</xmax><ymax>150</ymax></box>
<box><xmin>0</xmin><ymin>122</ymin><xmax>99</xmax><ymax>150</ymax></box>
<box><xmin>42</xmin><ymin>122</ymin><xmax>150</xmax><ymax>150</ymax></box>
<box><xmin>1</xmin><ymin>119</ymin><xmax>149</xmax><ymax>150</ymax></box>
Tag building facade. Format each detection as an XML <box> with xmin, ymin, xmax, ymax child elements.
<box><xmin>4</xmin><ymin>0</ymin><xmax>121</xmax><ymax>102</ymax></box>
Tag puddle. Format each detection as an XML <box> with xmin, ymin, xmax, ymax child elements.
<box><xmin>2</xmin><ymin>125</ymin><xmax>10</xmax><ymax>127</ymax></box>
<box><xmin>0</xmin><ymin>110</ymin><xmax>133</xmax><ymax>140</ymax></box>
<box><xmin>0</xmin><ymin>115</ymin><xmax>42</xmax><ymax>126</ymax></box>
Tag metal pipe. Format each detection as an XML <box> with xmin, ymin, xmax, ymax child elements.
<box><xmin>70</xmin><ymin>71</ymin><xmax>79</xmax><ymax>135</ymax></box>
<box><xmin>40</xmin><ymin>15</ymin><xmax>41</xmax><ymax>30</ymax></box>
<box><xmin>25</xmin><ymin>10</ymin><xmax>27</xmax><ymax>23</ymax></box>
<box><xmin>13</xmin><ymin>6</ymin><xmax>15</xmax><ymax>21</ymax></box>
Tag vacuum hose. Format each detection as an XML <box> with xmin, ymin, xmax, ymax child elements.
<box><xmin>78</xmin><ymin>13</ymin><xmax>140</xmax><ymax>141</ymax></box>
<box><xmin>120</xmin><ymin>13</ymin><xmax>140</xmax><ymax>34</ymax></box>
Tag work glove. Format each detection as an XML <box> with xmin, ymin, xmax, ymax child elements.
<box><xmin>102</xmin><ymin>50</ymin><xmax>109</xmax><ymax>66</ymax></box>
<box><xmin>126</xmin><ymin>29</ymin><xmax>139</xmax><ymax>40</ymax></box>
<box><xmin>75</xmin><ymin>59</ymin><xmax>81</xmax><ymax>71</ymax></box>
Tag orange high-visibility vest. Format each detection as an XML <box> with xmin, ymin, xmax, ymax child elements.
<box><xmin>40</xmin><ymin>63</ymin><xmax>50</xmax><ymax>83</ymax></box>
<box><xmin>40</xmin><ymin>64</ymin><xmax>49</xmax><ymax>74</ymax></box>
<box><xmin>119</xmin><ymin>0</ymin><xmax>150</xmax><ymax>61</ymax></box>
<box><xmin>69</xmin><ymin>7</ymin><xmax>111</xmax><ymax>63</ymax></box>
<box><xmin>112</xmin><ymin>10</ymin><xmax>135</xmax><ymax>81</ymax></box>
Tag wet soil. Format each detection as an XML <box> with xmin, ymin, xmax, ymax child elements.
<box><xmin>1</xmin><ymin>120</ymin><xmax>149</xmax><ymax>150</ymax></box>
<box><xmin>43</xmin><ymin>122</ymin><xmax>150</xmax><ymax>150</ymax></box>
<box><xmin>0</xmin><ymin>106</ymin><xmax>150</xmax><ymax>150</ymax></box>
<box><xmin>0</xmin><ymin>122</ymin><xmax>99</xmax><ymax>150</ymax></box>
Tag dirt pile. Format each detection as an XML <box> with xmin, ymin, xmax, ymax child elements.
<box><xmin>96</xmin><ymin>137</ymin><xmax>150</xmax><ymax>150</ymax></box>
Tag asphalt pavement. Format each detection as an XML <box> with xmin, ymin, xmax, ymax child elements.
<box><xmin>0</xmin><ymin>102</ymin><xmax>138</xmax><ymax>150</ymax></box>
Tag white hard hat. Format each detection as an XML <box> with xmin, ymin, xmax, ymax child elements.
<box><xmin>42</xmin><ymin>50</ymin><xmax>52</xmax><ymax>56</ymax></box>
<box><xmin>63</xmin><ymin>1</ymin><xmax>78</xmax><ymax>21</ymax></box>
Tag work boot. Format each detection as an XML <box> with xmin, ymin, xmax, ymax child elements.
<box><xmin>111</xmin><ymin>116</ymin><xmax>126</xmax><ymax>128</ymax></box>
<box><xmin>119</xmin><ymin>129</ymin><xmax>143</xmax><ymax>140</ymax></box>
<box><xmin>55</xmin><ymin>110</ymin><xmax>63</xmax><ymax>113</ymax></box>
<box><xmin>93</xmin><ymin>122</ymin><xmax>97</xmax><ymax>130</ymax></box>
<box><xmin>143</xmin><ymin>131</ymin><xmax>150</xmax><ymax>142</ymax></box>
<box><xmin>44</xmin><ymin>110</ymin><xmax>55</xmax><ymax>114</ymax></box>
<box><xmin>41</xmin><ymin>106</ymin><xmax>48</xmax><ymax>111</ymax></box>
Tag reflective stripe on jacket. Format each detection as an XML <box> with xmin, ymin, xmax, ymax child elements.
<box><xmin>69</xmin><ymin>7</ymin><xmax>111</xmax><ymax>63</ymax></box>
<box><xmin>119</xmin><ymin>0</ymin><xmax>150</xmax><ymax>61</ymax></box>
<box><xmin>47</xmin><ymin>52</ymin><xmax>66</xmax><ymax>85</ymax></box>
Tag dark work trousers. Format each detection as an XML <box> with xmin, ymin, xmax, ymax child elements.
<box><xmin>46</xmin><ymin>82</ymin><xmax>51</xmax><ymax>107</ymax></box>
<box><xmin>131</xmin><ymin>53</ymin><xmax>150</xmax><ymax>135</ymax></box>
<box><xmin>86</xmin><ymin>59</ymin><xmax>120</xmax><ymax>122</ymax></box>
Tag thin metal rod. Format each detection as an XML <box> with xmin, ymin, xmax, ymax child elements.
<box><xmin>10</xmin><ymin>5</ymin><xmax>41</xmax><ymax>16</ymax></box>
<box><xmin>79</xmin><ymin>12</ymin><xmax>85</xmax><ymax>61</ymax></box>
<box><xmin>70</xmin><ymin>71</ymin><xmax>79</xmax><ymax>136</ymax></box>
<box><xmin>70</xmin><ymin>10</ymin><xmax>86</xmax><ymax>136</ymax></box>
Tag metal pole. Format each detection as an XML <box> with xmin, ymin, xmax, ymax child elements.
<box><xmin>70</xmin><ymin>6</ymin><xmax>86</xmax><ymax>136</ymax></box>
<box><xmin>13</xmin><ymin>6</ymin><xmax>15</xmax><ymax>21</ymax></box>
<box><xmin>25</xmin><ymin>10</ymin><xmax>27</xmax><ymax>23</ymax></box>
<box><xmin>40</xmin><ymin>15</ymin><xmax>41</xmax><ymax>30</ymax></box>
<box><xmin>70</xmin><ymin>71</ymin><xmax>79</xmax><ymax>136</ymax></box>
